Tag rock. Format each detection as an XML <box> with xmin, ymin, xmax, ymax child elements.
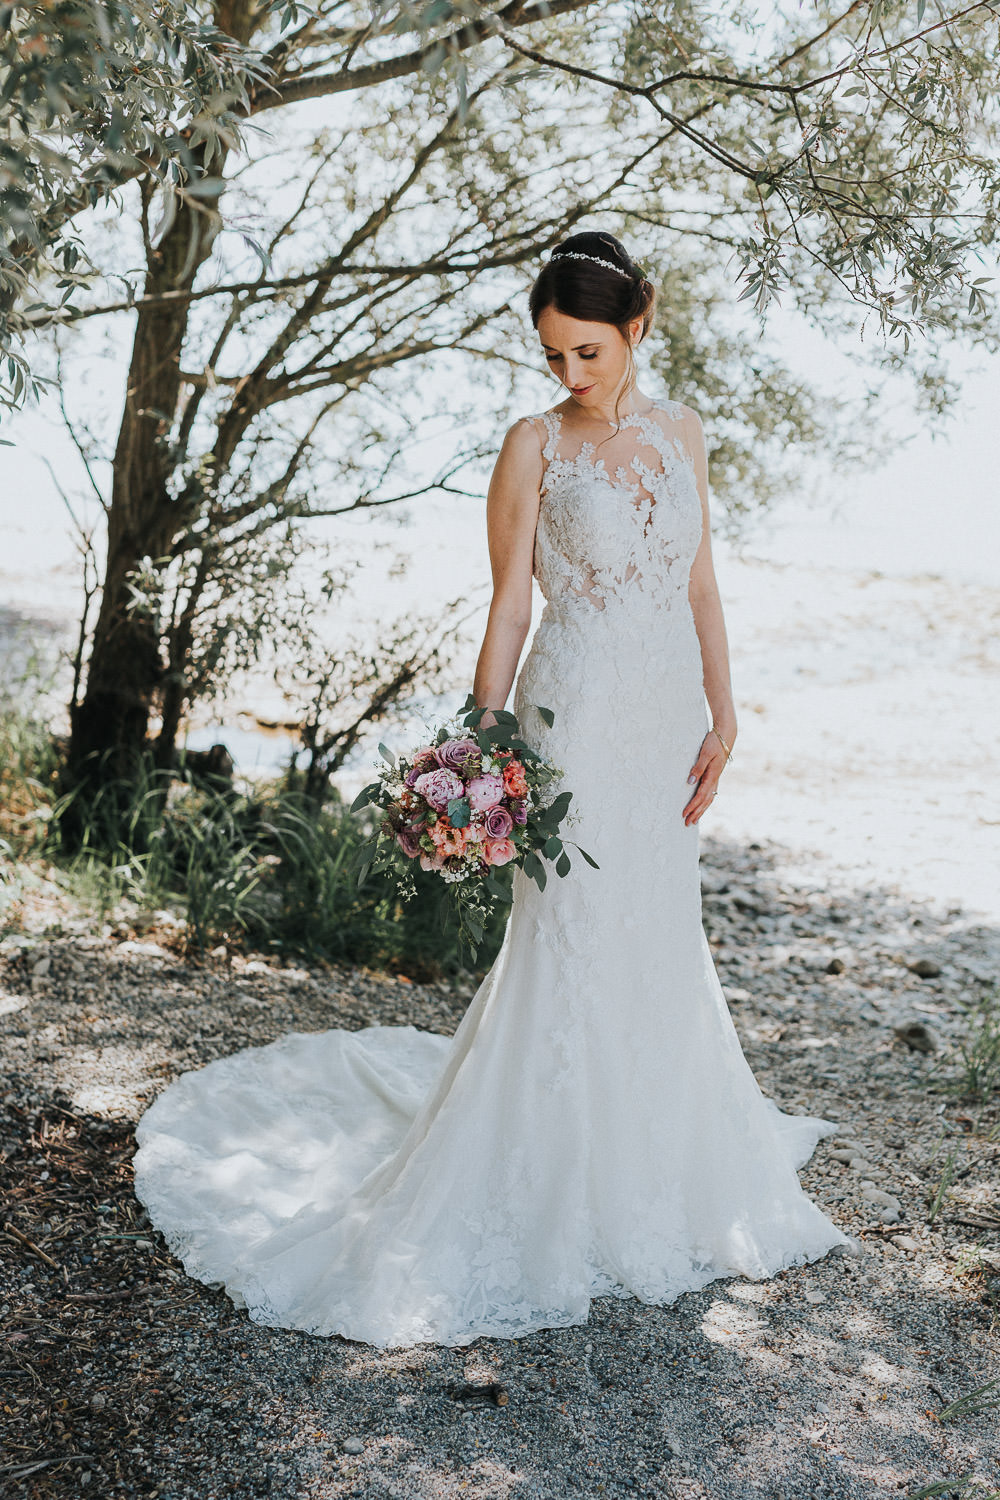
<box><xmin>830</xmin><ymin>1138</ymin><xmax>871</xmax><ymax>1155</ymax></box>
<box><xmin>90</xmin><ymin>1392</ymin><xmax>107</xmax><ymax>1410</ymax></box>
<box><xmin>890</xmin><ymin>1235</ymin><xmax>920</xmax><ymax>1253</ymax></box>
<box><xmin>893</xmin><ymin>1020</ymin><xmax>939</xmax><ymax>1053</ymax></box>
<box><xmin>342</xmin><ymin>1436</ymin><xmax>364</xmax><ymax>1454</ymax></box>
<box><xmin>117</xmin><ymin>940</ymin><xmax>170</xmax><ymax>959</ymax></box>
<box><xmin>860</xmin><ymin>1186</ymin><xmax>902</xmax><ymax>1223</ymax></box>
<box><xmin>830</xmin><ymin>1148</ymin><xmax>868</xmax><ymax>1166</ymax></box>
<box><xmin>829</xmin><ymin>1238</ymin><xmax>863</xmax><ymax>1258</ymax></box>
<box><xmin>825</xmin><ymin>957</ymin><xmax>846</xmax><ymax>975</ymax></box>
<box><xmin>31</xmin><ymin>954</ymin><xmax>51</xmax><ymax>977</ymax></box>
<box><xmin>804</xmin><ymin>1289</ymin><xmax>826</xmax><ymax>1304</ymax></box>
<box><xmin>907</xmin><ymin>957</ymin><xmax>942</xmax><ymax>978</ymax></box>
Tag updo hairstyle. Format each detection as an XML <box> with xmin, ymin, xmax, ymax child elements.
<box><xmin>528</xmin><ymin>230</ymin><xmax>658</xmax><ymax>428</ymax></box>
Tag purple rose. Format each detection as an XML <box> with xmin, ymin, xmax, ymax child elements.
<box><xmin>484</xmin><ymin>805</ymin><xmax>513</xmax><ymax>838</ymax></box>
<box><xmin>509</xmin><ymin>798</ymin><xmax>528</xmax><ymax>826</ymax></box>
<box><xmin>465</xmin><ymin>773</ymin><xmax>505</xmax><ymax>812</ymax></box>
<box><xmin>435</xmin><ymin>737</ymin><xmax>482</xmax><ymax>778</ymax></box>
<box><xmin>413</xmin><ymin>767</ymin><xmax>464</xmax><ymax>811</ymax></box>
<box><xmin>395</xmin><ymin>828</ymin><xmax>421</xmax><ymax>858</ymax></box>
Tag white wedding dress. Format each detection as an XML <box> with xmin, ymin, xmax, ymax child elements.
<box><xmin>132</xmin><ymin>395</ymin><xmax>853</xmax><ymax>1349</ymax></box>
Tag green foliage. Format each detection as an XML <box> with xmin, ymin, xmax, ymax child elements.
<box><xmin>0</xmin><ymin>0</ymin><xmax>279</xmax><ymax>405</ymax></box>
<box><xmin>942</xmin><ymin>988</ymin><xmax>1000</xmax><ymax>1105</ymax></box>
<box><xmin>0</xmin><ymin>691</ymin><xmax>507</xmax><ymax>974</ymax></box>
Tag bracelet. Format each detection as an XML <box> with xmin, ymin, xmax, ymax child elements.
<box><xmin>710</xmin><ymin>724</ymin><xmax>734</xmax><ymax>762</ymax></box>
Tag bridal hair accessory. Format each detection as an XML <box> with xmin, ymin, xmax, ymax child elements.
<box><xmin>351</xmin><ymin>694</ymin><xmax>599</xmax><ymax>963</ymax></box>
<box><xmin>549</xmin><ymin>251</ymin><xmax>637</xmax><ymax>281</ymax></box>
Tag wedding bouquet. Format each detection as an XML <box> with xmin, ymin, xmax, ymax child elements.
<box><xmin>350</xmin><ymin>693</ymin><xmax>597</xmax><ymax>959</ymax></box>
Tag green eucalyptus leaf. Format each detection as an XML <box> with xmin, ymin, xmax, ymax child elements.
<box><xmin>447</xmin><ymin>797</ymin><xmax>471</xmax><ymax>828</ymax></box>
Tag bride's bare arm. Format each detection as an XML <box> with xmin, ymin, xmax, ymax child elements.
<box><xmin>473</xmin><ymin>419</ymin><xmax>544</xmax><ymax>729</ymax></box>
<box><xmin>682</xmin><ymin>407</ymin><xmax>737</xmax><ymax>823</ymax></box>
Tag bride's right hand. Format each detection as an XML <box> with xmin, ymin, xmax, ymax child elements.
<box><xmin>479</xmin><ymin>707</ymin><xmax>499</xmax><ymax>732</ymax></box>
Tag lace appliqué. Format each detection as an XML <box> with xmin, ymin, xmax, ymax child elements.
<box><xmin>532</xmin><ymin>400</ymin><xmax>703</xmax><ymax>621</ymax></box>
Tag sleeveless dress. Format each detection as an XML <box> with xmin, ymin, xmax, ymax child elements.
<box><xmin>132</xmin><ymin>395</ymin><xmax>853</xmax><ymax>1349</ymax></box>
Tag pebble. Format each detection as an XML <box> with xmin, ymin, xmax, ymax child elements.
<box><xmin>890</xmin><ymin>1235</ymin><xmax>921</xmax><ymax>1253</ymax></box>
<box><xmin>860</xmin><ymin>1186</ymin><xmax>902</xmax><ymax>1222</ymax></box>
<box><xmin>342</xmin><ymin>1436</ymin><xmax>364</xmax><ymax>1454</ymax></box>
<box><xmin>893</xmin><ymin>1019</ymin><xmax>939</xmax><ymax>1052</ymax></box>
<box><xmin>906</xmin><ymin>957</ymin><xmax>942</xmax><ymax>978</ymax></box>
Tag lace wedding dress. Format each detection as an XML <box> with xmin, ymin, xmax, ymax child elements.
<box><xmin>132</xmin><ymin>395</ymin><xmax>853</xmax><ymax>1349</ymax></box>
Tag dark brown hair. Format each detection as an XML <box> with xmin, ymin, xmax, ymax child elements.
<box><xmin>529</xmin><ymin>231</ymin><xmax>658</xmax><ymax>428</ymax></box>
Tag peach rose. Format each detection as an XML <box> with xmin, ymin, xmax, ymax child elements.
<box><xmin>429</xmin><ymin>822</ymin><xmax>467</xmax><ymax>859</ymax></box>
<box><xmin>483</xmin><ymin>837</ymin><xmax>516</xmax><ymax>866</ymax></box>
<box><xmin>501</xmin><ymin>760</ymin><xmax>528</xmax><ymax>798</ymax></box>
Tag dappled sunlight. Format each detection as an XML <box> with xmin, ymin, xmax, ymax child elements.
<box><xmin>49</xmin><ymin>1040</ymin><xmax>175</xmax><ymax>1121</ymax></box>
<box><xmin>700</xmin><ymin>1295</ymin><xmax>769</xmax><ymax>1346</ymax></box>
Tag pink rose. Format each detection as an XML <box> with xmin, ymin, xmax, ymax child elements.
<box><xmin>483</xmin><ymin>837</ymin><xmax>516</xmax><ymax>866</ymax></box>
<box><xmin>465</xmin><ymin>773</ymin><xmax>505</xmax><ymax>812</ymax></box>
<box><xmin>419</xmin><ymin>850</ymin><xmax>445</xmax><ymax>871</ymax></box>
<box><xmin>413</xmin><ymin>767</ymin><xmax>464</xmax><ymax>810</ymax></box>
<box><xmin>405</xmin><ymin>746</ymin><xmax>441</xmax><ymax>786</ymax></box>
<box><xmin>509</xmin><ymin>798</ymin><xmax>528</xmax><ymax>826</ymax></box>
<box><xmin>484</xmin><ymin>805</ymin><xmax>513</xmax><ymax>838</ymax></box>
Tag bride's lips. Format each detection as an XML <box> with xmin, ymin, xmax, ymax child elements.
<box><xmin>571</xmin><ymin>384</ymin><xmax>594</xmax><ymax>394</ymax></box>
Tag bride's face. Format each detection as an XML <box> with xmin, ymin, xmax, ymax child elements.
<box><xmin>537</xmin><ymin>306</ymin><xmax>643</xmax><ymax>409</ymax></box>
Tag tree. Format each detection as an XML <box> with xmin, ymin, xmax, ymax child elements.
<box><xmin>11</xmin><ymin>0</ymin><xmax>996</xmax><ymax>826</ymax></box>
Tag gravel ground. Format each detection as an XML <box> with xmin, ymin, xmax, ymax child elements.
<box><xmin>2</xmin><ymin>834</ymin><xmax>998</xmax><ymax>1500</ymax></box>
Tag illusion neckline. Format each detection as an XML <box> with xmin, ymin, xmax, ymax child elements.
<box><xmin>543</xmin><ymin>396</ymin><xmax>675</xmax><ymax>433</ymax></box>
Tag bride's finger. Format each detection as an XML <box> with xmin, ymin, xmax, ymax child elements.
<box><xmin>682</xmin><ymin>779</ymin><xmax>719</xmax><ymax>824</ymax></box>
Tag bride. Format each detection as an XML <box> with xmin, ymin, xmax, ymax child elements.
<box><xmin>132</xmin><ymin>229</ymin><xmax>854</xmax><ymax>1350</ymax></box>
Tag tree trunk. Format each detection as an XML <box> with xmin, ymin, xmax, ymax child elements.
<box><xmin>64</xmin><ymin>164</ymin><xmax>224</xmax><ymax>799</ymax></box>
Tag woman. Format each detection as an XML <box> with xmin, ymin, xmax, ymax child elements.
<box><xmin>132</xmin><ymin>229</ymin><xmax>853</xmax><ymax>1350</ymax></box>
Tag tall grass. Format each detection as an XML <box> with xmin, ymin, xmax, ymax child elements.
<box><xmin>0</xmin><ymin>693</ymin><xmax>507</xmax><ymax>977</ymax></box>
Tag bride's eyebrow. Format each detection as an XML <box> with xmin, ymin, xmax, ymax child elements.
<box><xmin>540</xmin><ymin>341</ymin><xmax>602</xmax><ymax>352</ymax></box>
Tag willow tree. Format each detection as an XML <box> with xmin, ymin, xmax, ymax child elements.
<box><xmin>13</xmin><ymin>0</ymin><xmax>997</xmax><ymax>811</ymax></box>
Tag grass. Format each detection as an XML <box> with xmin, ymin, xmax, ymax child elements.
<box><xmin>0</xmin><ymin>692</ymin><xmax>508</xmax><ymax>980</ymax></box>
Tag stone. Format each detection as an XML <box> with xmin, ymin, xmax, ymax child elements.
<box><xmin>907</xmin><ymin>957</ymin><xmax>942</xmax><ymax>978</ymax></box>
<box><xmin>890</xmin><ymin>1235</ymin><xmax>920</xmax><ymax>1253</ymax></box>
<box><xmin>860</xmin><ymin>1186</ymin><xmax>902</xmax><ymax>1223</ymax></box>
<box><xmin>893</xmin><ymin>1020</ymin><xmax>939</xmax><ymax>1053</ymax></box>
<box><xmin>342</xmin><ymin>1436</ymin><xmax>364</xmax><ymax>1454</ymax></box>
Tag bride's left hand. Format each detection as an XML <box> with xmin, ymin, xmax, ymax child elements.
<box><xmin>682</xmin><ymin>733</ymin><xmax>728</xmax><ymax>826</ymax></box>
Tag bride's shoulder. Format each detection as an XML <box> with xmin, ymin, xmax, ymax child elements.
<box><xmin>500</xmin><ymin>412</ymin><xmax>550</xmax><ymax>458</ymax></box>
<box><xmin>651</xmin><ymin>395</ymin><xmax>702</xmax><ymax>426</ymax></box>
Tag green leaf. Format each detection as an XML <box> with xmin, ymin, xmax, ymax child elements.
<box><xmin>350</xmin><ymin>782</ymin><xmax>378</xmax><ymax>812</ymax></box>
<box><xmin>536</xmin><ymin>704</ymin><xmax>555</xmax><ymax>727</ymax></box>
<box><xmin>556</xmin><ymin>850</ymin><xmax>571</xmax><ymax>878</ymax></box>
<box><xmin>579</xmin><ymin>847</ymin><xmax>600</xmax><ymax>869</ymax></box>
<box><xmin>447</xmin><ymin>797</ymin><xmax>471</xmax><ymax>828</ymax></box>
<box><xmin>546</xmin><ymin>790</ymin><xmax>573</xmax><ymax>821</ymax></box>
<box><xmin>544</xmin><ymin>834</ymin><xmax>562</xmax><ymax>859</ymax></box>
<box><xmin>377</xmin><ymin>741</ymin><xmax>396</xmax><ymax>767</ymax></box>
